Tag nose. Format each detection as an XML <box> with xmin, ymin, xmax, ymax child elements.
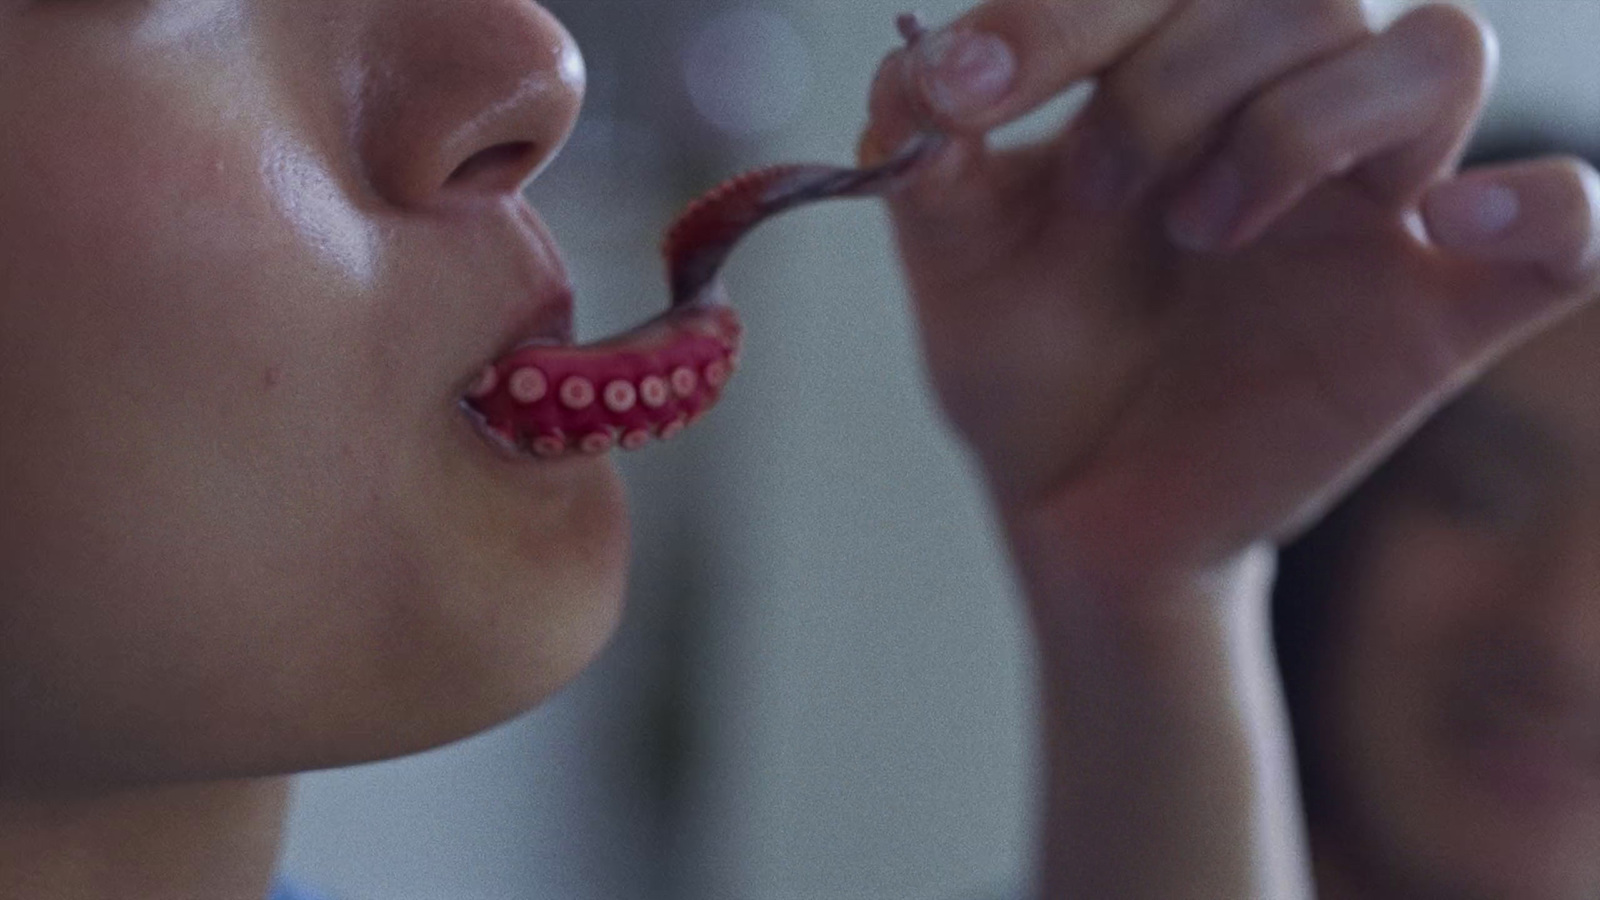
<box><xmin>358</xmin><ymin>1</ymin><xmax>585</xmax><ymax>209</ymax></box>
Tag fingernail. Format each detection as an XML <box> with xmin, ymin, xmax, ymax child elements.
<box><xmin>1426</xmin><ymin>179</ymin><xmax>1520</xmax><ymax>248</ymax></box>
<box><xmin>1166</xmin><ymin>161</ymin><xmax>1244</xmax><ymax>252</ymax></box>
<box><xmin>916</xmin><ymin>29</ymin><xmax>1017</xmax><ymax>120</ymax></box>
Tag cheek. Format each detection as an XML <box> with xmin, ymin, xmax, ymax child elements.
<box><xmin>0</xmin><ymin>51</ymin><xmax>633</xmax><ymax>782</ymax></box>
<box><xmin>0</xmin><ymin>51</ymin><xmax>395</xmax><ymax>766</ymax></box>
<box><xmin>6</xmin><ymin>82</ymin><xmax>299</xmax><ymax>380</ymax></box>
<box><xmin>0</xmin><ymin>77</ymin><xmax>368</xmax><ymax>571</ymax></box>
<box><xmin>0</xmin><ymin>45</ymin><xmax>391</xmax><ymax>497</ymax></box>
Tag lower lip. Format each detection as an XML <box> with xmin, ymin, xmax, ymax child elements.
<box><xmin>456</xmin><ymin>394</ymin><xmax>600</xmax><ymax>471</ymax></box>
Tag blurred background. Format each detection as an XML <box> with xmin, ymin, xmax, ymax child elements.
<box><xmin>279</xmin><ymin>1</ymin><xmax>1600</xmax><ymax>898</ymax></box>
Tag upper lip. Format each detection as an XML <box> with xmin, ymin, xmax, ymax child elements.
<box><xmin>469</xmin><ymin>199</ymin><xmax>579</xmax><ymax>384</ymax></box>
<box><xmin>497</xmin><ymin>283</ymin><xmax>575</xmax><ymax>354</ymax></box>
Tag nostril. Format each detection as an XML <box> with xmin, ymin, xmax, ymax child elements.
<box><xmin>446</xmin><ymin>141</ymin><xmax>540</xmax><ymax>192</ymax></box>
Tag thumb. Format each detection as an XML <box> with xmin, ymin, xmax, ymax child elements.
<box><xmin>1426</xmin><ymin>156</ymin><xmax>1600</xmax><ymax>351</ymax></box>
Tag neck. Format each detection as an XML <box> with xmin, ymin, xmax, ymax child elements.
<box><xmin>0</xmin><ymin>776</ymin><xmax>291</xmax><ymax>900</ymax></box>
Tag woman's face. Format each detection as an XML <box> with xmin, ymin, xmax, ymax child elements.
<box><xmin>1314</xmin><ymin>302</ymin><xmax>1600</xmax><ymax>899</ymax></box>
<box><xmin>0</xmin><ymin>1</ymin><xmax>629</xmax><ymax>787</ymax></box>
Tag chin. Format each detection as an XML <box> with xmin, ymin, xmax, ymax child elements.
<box><xmin>343</xmin><ymin>454</ymin><xmax>635</xmax><ymax>763</ymax></box>
<box><xmin>0</xmin><ymin>423</ymin><xmax>634</xmax><ymax>791</ymax></box>
<box><xmin>231</xmin><ymin>453</ymin><xmax>634</xmax><ymax>780</ymax></box>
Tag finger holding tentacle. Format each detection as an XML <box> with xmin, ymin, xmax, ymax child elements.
<box><xmin>859</xmin><ymin>0</ymin><xmax>1381</xmax><ymax>287</ymax></box>
<box><xmin>1163</xmin><ymin>3</ymin><xmax>1497</xmax><ymax>253</ymax></box>
<box><xmin>856</xmin><ymin>0</ymin><xmax>1189</xmax><ymax>214</ymax></box>
<box><xmin>858</xmin><ymin>0</ymin><xmax>1175</xmax><ymax>158</ymax></box>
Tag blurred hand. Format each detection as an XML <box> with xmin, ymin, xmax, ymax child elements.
<box><xmin>861</xmin><ymin>0</ymin><xmax>1600</xmax><ymax>594</ymax></box>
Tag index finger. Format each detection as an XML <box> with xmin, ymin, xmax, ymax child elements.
<box><xmin>859</xmin><ymin>0</ymin><xmax>1175</xmax><ymax>168</ymax></box>
<box><xmin>918</xmin><ymin>0</ymin><xmax>1179</xmax><ymax>130</ymax></box>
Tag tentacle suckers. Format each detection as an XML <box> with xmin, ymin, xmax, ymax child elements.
<box><xmin>464</xmin><ymin>300</ymin><xmax>743</xmax><ymax>458</ymax></box>
<box><xmin>463</xmin><ymin>13</ymin><xmax>943</xmax><ymax>459</ymax></box>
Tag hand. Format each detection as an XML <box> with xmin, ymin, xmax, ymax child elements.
<box><xmin>860</xmin><ymin>0</ymin><xmax>1600</xmax><ymax>593</ymax></box>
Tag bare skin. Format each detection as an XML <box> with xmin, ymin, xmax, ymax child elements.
<box><xmin>2</xmin><ymin>1</ymin><xmax>1597</xmax><ymax>899</ymax></box>
<box><xmin>1</xmin><ymin>3</ymin><xmax>622</xmax><ymax>899</ymax></box>
<box><xmin>1303</xmin><ymin>319</ymin><xmax>1600</xmax><ymax>900</ymax></box>
<box><xmin>0</xmin><ymin>782</ymin><xmax>289</xmax><ymax>900</ymax></box>
<box><xmin>860</xmin><ymin>0</ymin><xmax>1600</xmax><ymax>896</ymax></box>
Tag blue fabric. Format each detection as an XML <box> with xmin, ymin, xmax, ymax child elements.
<box><xmin>268</xmin><ymin>876</ymin><xmax>332</xmax><ymax>900</ymax></box>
